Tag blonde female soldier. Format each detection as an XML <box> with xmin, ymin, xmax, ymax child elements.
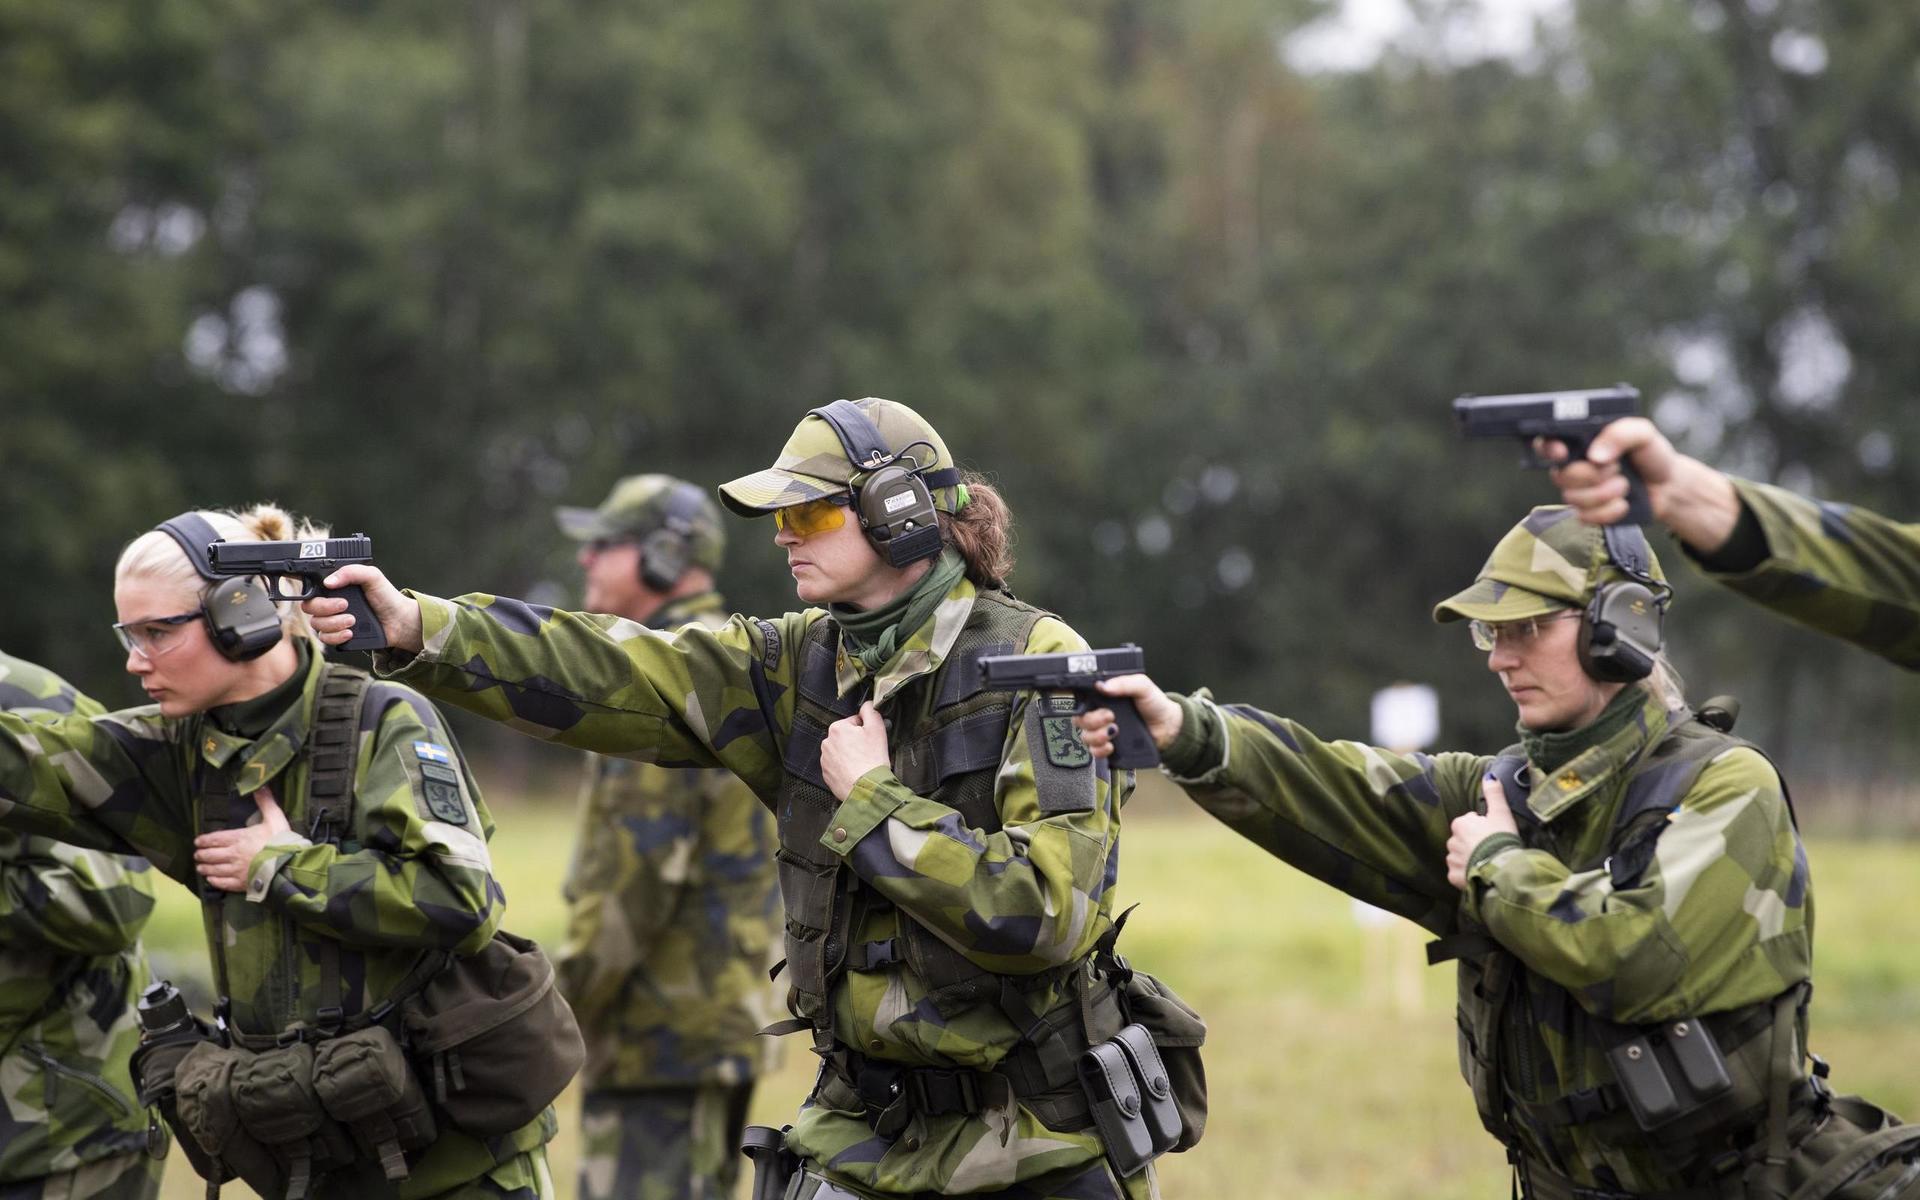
<box><xmin>0</xmin><ymin>506</ymin><xmax>558</xmax><ymax>1200</ymax></box>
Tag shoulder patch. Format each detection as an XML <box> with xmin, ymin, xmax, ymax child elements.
<box><xmin>418</xmin><ymin>760</ymin><xmax>468</xmax><ymax>825</ymax></box>
<box><xmin>752</xmin><ymin>617</ymin><xmax>783</xmax><ymax>672</ymax></box>
<box><xmin>412</xmin><ymin>740</ymin><xmax>452</xmax><ymax>765</ymax></box>
<box><xmin>1042</xmin><ymin>715</ymin><xmax>1092</xmax><ymax>769</ymax></box>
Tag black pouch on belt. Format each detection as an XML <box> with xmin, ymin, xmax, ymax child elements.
<box><xmin>1606</xmin><ymin>1019</ymin><xmax>1734</xmax><ymax>1131</ymax></box>
<box><xmin>1112</xmin><ymin>1023</ymin><xmax>1182</xmax><ymax>1155</ymax></box>
<box><xmin>1078</xmin><ymin>1028</ymin><xmax>1156</xmax><ymax>1177</ymax></box>
<box><xmin>313</xmin><ymin>1026</ymin><xmax>437</xmax><ymax>1182</ymax></box>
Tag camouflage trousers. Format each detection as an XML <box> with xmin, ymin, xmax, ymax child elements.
<box><xmin>788</xmin><ymin>1160</ymin><xmax>1159</xmax><ymax>1200</ymax></box>
<box><xmin>303</xmin><ymin>1148</ymin><xmax>554</xmax><ymax>1200</ymax></box>
<box><xmin>578</xmin><ymin>1085</ymin><xmax>754</xmax><ymax>1200</ymax></box>
<box><xmin>0</xmin><ymin>1151</ymin><xmax>163</xmax><ymax>1200</ymax></box>
<box><xmin>419</xmin><ymin>1150</ymin><xmax>555</xmax><ymax>1200</ymax></box>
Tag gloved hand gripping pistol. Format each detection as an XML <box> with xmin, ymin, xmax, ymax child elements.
<box><xmin>977</xmin><ymin>645</ymin><xmax>1159</xmax><ymax>769</ymax></box>
<box><xmin>207</xmin><ymin>534</ymin><xmax>387</xmax><ymax>650</ymax></box>
<box><xmin>1452</xmin><ymin>384</ymin><xmax>1653</xmax><ymax>525</ymax></box>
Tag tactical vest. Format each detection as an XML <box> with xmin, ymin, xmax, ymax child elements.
<box><xmin>1437</xmin><ymin>705</ymin><xmax>1817</xmax><ymax>1192</ymax></box>
<box><xmin>772</xmin><ymin>589</ymin><xmax>1050</xmax><ymax>1033</ymax></box>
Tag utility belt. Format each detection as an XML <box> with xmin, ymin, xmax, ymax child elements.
<box><xmin>132</xmin><ymin>932</ymin><xmax>583</xmax><ymax>1200</ymax></box>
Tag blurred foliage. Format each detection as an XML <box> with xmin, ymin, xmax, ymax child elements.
<box><xmin>5</xmin><ymin>0</ymin><xmax>1920</xmax><ymax>800</ymax></box>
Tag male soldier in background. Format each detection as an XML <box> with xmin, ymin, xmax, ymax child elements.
<box><xmin>0</xmin><ymin>653</ymin><xmax>161</xmax><ymax>1200</ymax></box>
<box><xmin>552</xmin><ymin>476</ymin><xmax>782</xmax><ymax>1200</ymax></box>
<box><xmin>1546</xmin><ymin>418</ymin><xmax>1920</xmax><ymax>668</ymax></box>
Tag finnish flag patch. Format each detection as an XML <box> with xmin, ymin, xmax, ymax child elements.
<box><xmin>412</xmin><ymin>741</ymin><xmax>452</xmax><ymax>765</ymax></box>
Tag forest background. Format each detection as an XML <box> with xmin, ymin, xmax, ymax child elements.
<box><xmin>8</xmin><ymin>0</ymin><xmax>1920</xmax><ymax>1195</ymax></box>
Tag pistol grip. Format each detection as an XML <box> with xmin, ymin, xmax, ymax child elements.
<box><xmin>1617</xmin><ymin>460</ymin><xmax>1655</xmax><ymax>526</ymax></box>
<box><xmin>1107</xmin><ymin>699</ymin><xmax>1160</xmax><ymax>769</ymax></box>
<box><xmin>322</xmin><ymin>583</ymin><xmax>388</xmax><ymax>651</ymax></box>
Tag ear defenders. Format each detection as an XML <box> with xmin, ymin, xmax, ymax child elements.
<box><xmin>1577</xmin><ymin>523</ymin><xmax>1670</xmax><ymax>683</ymax></box>
<box><xmin>155</xmin><ymin>513</ymin><xmax>285</xmax><ymax>662</ymax></box>
<box><xmin>807</xmin><ymin>400</ymin><xmax>961</xmax><ymax>569</ymax></box>
<box><xmin>637</xmin><ymin>482</ymin><xmax>706</xmax><ymax>592</ymax></box>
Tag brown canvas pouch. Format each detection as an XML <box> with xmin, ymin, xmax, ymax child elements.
<box><xmin>312</xmin><ymin>1026</ymin><xmax>437</xmax><ymax>1182</ymax></box>
<box><xmin>173</xmin><ymin>1043</ymin><xmax>287</xmax><ymax>1197</ymax></box>
<box><xmin>229</xmin><ymin>1043</ymin><xmax>356</xmax><ymax>1200</ymax></box>
<box><xmin>401</xmin><ymin>930</ymin><xmax>584</xmax><ymax>1135</ymax></box>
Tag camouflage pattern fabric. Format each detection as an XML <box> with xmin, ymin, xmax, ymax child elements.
<box><xmin>717</xmin><ymin>397</ymin><xmax>963</xmax><ymax>516</ymax></box>
<box><xmin>0</xmin><ymin>1148</ymin><xmax>163</xmax><ymax>1200</ymax></box>
<box><xmin>1433</xmin><ymin>504</ymin><xmax>1668</xmax><ymax>624</ymax></box>
<box><xmin>0</xmin><ymin>642</ymin><xmax>554</xmax><ymax>1194</ymax></box>
<box><xmin>557</xmin><ymin>593</ymin><xmax>780</xmax><ymax>1093</ymax></box>
<box><xmin>787</xmin><ymin>1157</ymin><xmax>1142</xmax><ymax>1200</ymax></box>
<box><xmin>377</xmin><ymin>574</ymin><xmax>1151</xmax><ymax>1197</ymax></box>
<box><xmin>1160</xmin><ymin>682</ymin><xmax>1820</xmax><ymax>1193</ymax></box>
<box><xmin>1692</xmin><ymin>478</ymin><xmax>1920</xmax><ymax>669</ymax></box>
<box><xmin>575</xmin><ymin>1084</ymin><xmax>749</xmax><ymax>1200</ymax></box>
<box><xmin>554</xmin><ymin>476</ymin><xmax>728</xmax><ymax>574</ymax></box>
<box><xmin>398</xmin><ymin>1149</ymin><xmax>553</xmax><ymax>1200</ymax></box>
<box><xmin>0</xmin><ymin>654</ymin><xmax>157</xmax><ymax>1194</ymax></box>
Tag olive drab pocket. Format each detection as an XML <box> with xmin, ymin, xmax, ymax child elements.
<box><xmin>131</xmin><ymin>1033</ymin><xmax>217</xmax><ymax>1181</ymax></box>
<box><xmin>172</xmin><ymin>1043</ymin><xmax>286</xmax><ymax>1198</ymax></box>
<box><xmin>1118</xmin><ymin>969</ymin><xmax>1208</xmax><ymax>1152</ymax></box>
<box><xmin>312</xmin><ymin>1026</ymin><xmax>437</xmax><ymax>1182</ymax></box>
<box><xmin>229</xmin><ymin>1044</ymin><xmax>356</xmax><ymax>1200</ymax></box>
<box><xmin>402</xmin><ymin>931</ymin><xmax>583</xmax><ymax>1135</ymax></box>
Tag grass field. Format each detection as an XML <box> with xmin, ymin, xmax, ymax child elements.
<box><xmin>144</xmin><ymin>781</ymin><xmax>1920</xmax><ymax>1200</ymax></box>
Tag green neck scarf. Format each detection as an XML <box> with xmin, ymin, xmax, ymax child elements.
<box><xmin>1519</xmin><ymin>681</ymin><xmax>1649</xmax><ymax>777</ymax></box>
<box><xmin>831</xmin><ymin>549</ymin><xmax>967</xmax><ymax>674</ymax></box>
<box><xmin>209</xmin><ymin>639</ymin><xmax>310</xmax><ymax>739</ymax></box>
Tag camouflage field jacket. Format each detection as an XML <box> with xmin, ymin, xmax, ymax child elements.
<box><xmin>1692</xmin><ymin>477</ymin><xmax>1920</xmax><ymax>669</ymax></box>
<box><xmin>0</xmin><ymin>653</ymin><xmax>156</xmax><ymax>1183</ymax></box>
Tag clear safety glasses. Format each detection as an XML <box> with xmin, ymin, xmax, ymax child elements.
<box><xmin>772</xmin><ymin>495</ymin><xmax>853</xmax><ymax>537</ymax></box>
<box><xmin>111</xmin><ymin>611</ymin><xmax>202</xmax><ymax>660</ymax></box>
<box><xmin>1468</xmin><ymin>611</ymin><xmax>1582</xmax><ymax>652</ymax></box>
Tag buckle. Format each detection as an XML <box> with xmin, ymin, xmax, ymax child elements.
<box><xmin>315</xmin><ymin>1006</ymin><xmax>345</xmax><ymax>1035</ymax></box>
<box><xmin>908</xmin><ymin>1068</ymin><xmax>982</xmax><ymax>1116</ymax></box>
<box><xmin>852</xmin><ymin>939</ymin><xmax>900</xmax><ymax>971</ymax></box>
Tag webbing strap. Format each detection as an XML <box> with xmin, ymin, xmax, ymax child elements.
<box><xmin>307</xmin><ymin>666</ymin><xmax>370</xmax><ymax>1031</ymax></box>
<box><xmin>1426</xmin><ymin>931</ymin><xmax>1500</xmax><ymax>966</ymax></box>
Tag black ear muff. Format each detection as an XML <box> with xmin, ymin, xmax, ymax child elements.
<box><xmin>201</xmin><ymin>576</ymin><xmax>286</xmax><ymax>662</ymax></box>
<box><xmin>637</xmin><ymin>483</ymin><xmax>705</xmax><ymax>592</ymax></box>
<box><xmin>1578</xmin><ymin>523</ymin><xmax>1667</xmax><ymax>683</ymax></box>
<box><xmin>156</xmin><ymin>513</ymin><xmax>286</xmax><ymax>662</ymax></box>
<box><xmin>853</xmin><ymin>461</ymin><xmax>942</xmax><ymax>568</ymax></box>
<box><xmin>1580</xmin><ymin>580</ymin><xmax>1662</xmax><ymax>682</ymax></box>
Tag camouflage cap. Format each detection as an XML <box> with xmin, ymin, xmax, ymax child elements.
<box><xmin>718</xmin><ymin>397</ymin><xmax>963</xmax><ymax>517</ymax></box>
<box><xmin>1433</xmin><ymin>506</ymin><xmax>1667</xmax><ymax>623</ymax></box>
<box><xmin>554</xmin><ymin>474</ymin><xmax>726</xmax><ymax>571</ymax></box>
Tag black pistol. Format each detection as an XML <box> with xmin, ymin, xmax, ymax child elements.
<box><xmin>1452</xmin><ymin>384</ymin><xmax>1653</xmax><ymax>525</ymax></box>
<box><xmin>978</xmin><ymin>645</ymin><xmax>1159</xmax><ymax>769</ymax></box>
<box><xmin>207</xmin><ymin>534</ymin><xmax>387</xmax><ymax>650</ymax></box>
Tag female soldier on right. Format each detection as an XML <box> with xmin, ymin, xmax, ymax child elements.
<box><xmin>1080</xmin><ymin>506</ymin><xmax>1920</xmax><ymax>1200</ymax></box>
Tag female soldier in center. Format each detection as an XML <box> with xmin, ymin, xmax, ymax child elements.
<box><xmin>1078</xmin><ymin>507</ymin><xmax>1919</xmax><ymax>1200</ymax></box>
<box><xmin>0</xmin><ymin>505</ymin><xmax>557</xmax><ymax>1200</ymax></box>
<box><xmin>307</xmin><ymin>399</ymin><xmax>1168</xmax><ymax>1200</ymax></box>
